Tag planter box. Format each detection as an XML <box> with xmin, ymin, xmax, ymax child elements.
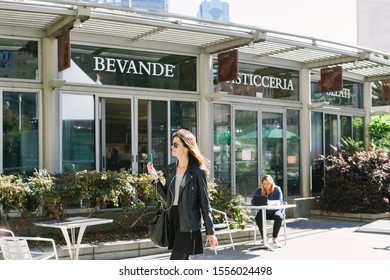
<box><xmin>310</xmin><ymin>209</ymin><xmax>390</xmax><ymax>222</ymax></box>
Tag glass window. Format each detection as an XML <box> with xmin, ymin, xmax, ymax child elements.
<box><xmin>372</xmin><ymin>81</ymin><xmax>390</xmax><ymax>107</ymax></box>
<box><xmin>324</xmin><ymin>114</ymin><xmax>338</xmax><ymax>156</ymax></box>
<box><xmin>340</xmin><ymin>116</ymin><xmax>352</xmax><ymax>140</ymax></box>
<box><xmin>213</xmin><ymin>104</ymin><xmax>231</xmax><ymax>189</ymax></box>
<box><xmin>235</xmin><ymin>109</ymin><xmax>258</xmax><ymax>197</ymax></box>
<box><xmin>311</xmin><ymin>80</ymin><xmax>363</xmax><ymax>108</ymax></box>
<box><xmin>68</xmin><ymin>44</ymin><xmax>197</xmax><ymax>91</ymax></box>
<box><xmin>170</xmin><ymin>101</ymin><xmax>197</xmax><ymax>136</ymax></box>
<box><xmin>353</xmin><ymin>117</ymin><xmax>364</xmax><ymax>143</ymax></box>
<box><xmin>311</xmin><ymin>111</ymin><xmax>324</xmax><ymax>194</ymax></box>
<box><xmin>213</xmin><ymin>62</ymin><xmax>300</xmax><ymax>101</ymax></box>
<box><xmin>2</xmin><ymin>91</ymin><xmax>39</xmax><ymax>174</ymax></box>
<box><xmin>62</xmin><ymin>94</ymin><xmax>95</xmax><ymax>172</ymax></box>
<box><xmin>0</xmin><ymin>38</ymin><xmax>38</xmax><ymax>80</ymax></box>
<box><xmin>170</xmin><ymin>101</ymin><xmax>197</xmax><ymax>163</ymax></box>
<box><xmin>262</xmin><ymin>112</ymin><xmax>284</xmax><ymax>187</ymax></box>
<box><xmin>138</xmin><ymin>100</ymin><xmax>168</xmax><ymax>174</ymax></box>
<box><xmin>103</xmin><ymin>98</ymin><xmax>132</xmax><ymax>172</ymax></box>
<box><xmin>286</xmin><ymin>110</ymin><xmax>300</xmax><ymax>196</ymax></box>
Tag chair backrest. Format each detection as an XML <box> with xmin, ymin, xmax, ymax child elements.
<box><xmin>0</xmin><ymin>228</ymin><xmax>15</xmax><ymax>259</ymax></box>
<box><xmin>0</xmin><ymin>236</ymin><xmax>33</xmax><ymax>260</ymax></box>
<box><xmin>210</xmin><ymin>208</ymin><xmax>230</xmax><ymax>229</ymax></box>
<box><xmin>0</xmin><ymin>228</ymin><xmax>15</xmax><ymax>237</ymax></box>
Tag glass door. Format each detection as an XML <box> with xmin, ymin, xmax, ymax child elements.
<box><xmin>233</xmin><ymin>108</ymin><xmax>258</xmax><ymax>197</ymax></box>
<box><xmin>137</xmin><ymin>99</ymin><xmax>168</xmax><ymax>174</ymax></box>
<box><xmin>233</xmin><ymin>107</ymin><xmax>286</xmax><ymax>199</ymax></box>
<box><xmin>100</xmin><ymin>98</ymin><xmax>133</xmax><ymax>172</ymax></box>
<box><xmin>101</xmin><ymin>98</ymin><xmax>194</xmax><ymax>175</ymax></box>
<box><xmin>261</xmin><ymin>111</ymin><xmax>285</xmax><ymax>189</ymax></box>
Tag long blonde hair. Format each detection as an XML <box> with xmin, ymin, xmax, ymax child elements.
<box><xmin>172</xmin><ymin>129</ymin><xmax>210</xmax><ymax>176</ymax></box>
<box><xmin>261</xmin><ymin>175</ymin><xmax>276</xmax><ymax>195</ymax></box>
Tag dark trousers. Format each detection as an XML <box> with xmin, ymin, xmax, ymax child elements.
<box><xmin>255</xmin><ymin>209</ymin><xmax>284</xmax><ymax>239</ymax></box>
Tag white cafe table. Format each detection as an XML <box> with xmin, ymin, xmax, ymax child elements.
<box><xmin>233</xmin><ymin>203</ymin><xmax>296</xmax><ymax>251</ymax></box>
<box><xmin>35</xmin><ymin>217</ymin><xmax>113</xmax><ymax>260</ymax></box>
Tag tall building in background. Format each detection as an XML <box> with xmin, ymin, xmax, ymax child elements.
<box><xmin>357</xmin><ymin>0</ymin><xmax>390</xmax><ymax>53</ymax></box>
<box><xmin>197</xmin><ymin>0</ymin><xmax>229</xmax><ymax>22</ymax></box>
<box><xmin>76</xmin><ymin>0</ymin><xmax>168</xmax><ymax>13</ymax></box>
<box><xmin>132</xmin><ymin>0</ymin><xmax>168</xmax><ymax>13</ymax></box>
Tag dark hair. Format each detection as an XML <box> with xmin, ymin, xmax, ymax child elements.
<box><xmin>172</xmin><ymin>129</ymin><xmax>210</xmax><ymax>176</ymax></box>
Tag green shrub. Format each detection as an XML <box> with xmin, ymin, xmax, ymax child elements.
<box><xmin>208</xmin><ymin>179</ymin><xmax>251</xmax><ymax>227</ymax></box>
<box><xmin>369</xmin><ymin>114</ymin><xmax>390</xmax><ymax>151</ymax></box>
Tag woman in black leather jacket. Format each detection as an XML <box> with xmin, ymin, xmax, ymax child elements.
<box><xmin>147</xmin><ymin>129</ymin><xmax>218</xmax><ymax>260</ymax></box>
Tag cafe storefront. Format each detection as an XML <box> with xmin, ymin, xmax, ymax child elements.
<box><xmin>1</xmin><ymin>1</ymin><xmax>390</xmax><ymax>207</ymax></box>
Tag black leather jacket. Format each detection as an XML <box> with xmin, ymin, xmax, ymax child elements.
<box><xmin>155</xmin><ymin>162</ymin><xmax>215</xmax><ymax>235</ymax></box>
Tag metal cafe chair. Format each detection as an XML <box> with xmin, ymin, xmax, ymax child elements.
<box><xmin>0</xmin><ymin>235</ymin><xmax>58</xmax><ymax>260</ymax></box>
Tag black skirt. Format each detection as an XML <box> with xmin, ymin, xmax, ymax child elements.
<box><xmin>169</xmin><ymin>206</ymin><xmax>203</xmax><ymax>255</ymax></box>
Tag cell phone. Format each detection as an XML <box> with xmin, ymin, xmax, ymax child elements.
<box><xmin>147</xmin><ymin>153</ymin><xmax>153</xmax><ymax>163</ymax></box>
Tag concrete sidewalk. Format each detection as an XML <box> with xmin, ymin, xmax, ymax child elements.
<box><xmin>131</xmin><ymin>218</ymin><xmax>390</xmax><ymax>260</ymax></box>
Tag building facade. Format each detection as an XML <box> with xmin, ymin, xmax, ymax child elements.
<box><xmin>1</xmin><ymin>1</ymin><xmax>390</xmax><ymax>212</ymax></box>
<box><xmin>198</xmin><ymin>0</ymin><xmax>229</xmax><ymax>22</ymax></box>
<box><xmin>357</xmin><ymin>0</ymin><xmax>390</xmax><ymax>53</ymax></box>
<box><xmin>357</xmin><ymin>0</ymin><xmax>390</xmax><ymax>108</ymax></box>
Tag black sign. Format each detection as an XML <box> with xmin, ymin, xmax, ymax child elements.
<box><xmin>218</xmin><ymin>49</ymin><xmax>238</xmax><ymax>83</ymax></box>
<box><xmin>320</xmin><ymin>66</ymin><xmax>343</xmax><ymax>93</ymax></box>
<box><xmin>58</xmin><ymin>30</ymin><xmax>70</xmax><ymax>72</ymax></box>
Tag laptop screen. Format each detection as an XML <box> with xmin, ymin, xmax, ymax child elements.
<box><xmin>253</xmin><ymin>195</ymin><xmax>268</xmax><ymax>206</ymax></box>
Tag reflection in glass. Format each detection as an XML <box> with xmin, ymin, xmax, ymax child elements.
<box><xmin>287</xmin><ymin>110</ymin><xmax>300</xmax><ymax>196</ymax></box>
<box><xmin>103</xmin><ymin>98</ymin><xmax>132</xmax><ymax>172</ymax></box>
<box><xmin>311</xmin><ymin>112</ymin><xmax>324</xmax><ymax>194</ymax></box>
<box><xmin>62</xmin><ymin>94</ymin><xmax>95</xmax><ymax>172</ymax></box>
<box><xmin>138</xmin><ymin>100</ymin><xmax>168</xmax><ymax>174</ymax></box>
<box><xmin>170</xmin><ymin>101</ymin><xmax>197</xmax><ymax>136</ymax></box>
<box><xmin>3</xmin><ymin>91</ymin><xmax>39</xmax><ymax>174</ymax></box>
<box><xmin>213</xmin><ymin>104</ymin><xmax>231</xmax><ymax>189</ymax></box>
<box><xmin>353</xmin><ymin>117</ymin><xmax>364</xmax><ymax>143</ymax></box>
<box><xmin>235</xmin><ymin>110</ymin><xmax>258</xmax><ymax>197</ymax></box>
<box><xmin>311</xmin><ymin>80</ymin><xmax>363</xmax><ymax>108</ymax></box>
<box><xmin>340</xmin><ymin>116</ymin><xmax>352</xmax><ymax>141</ymax></box>
<box><xmin>0</xmin><ymin>39</ymin><xmax>38</xmax><ymax>80</ymax></box>
<box><xmin>324</xmin><ymin>114</ymin><xmax>338</xmax><ymax>156</ymax></box>
<box><xmin>262</xmin><ymin>112</ymin><xmax>284</xmax><ymax>189</ymax></box>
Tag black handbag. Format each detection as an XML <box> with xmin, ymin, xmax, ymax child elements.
<box><xmin>148</xmin><ymin>175</ymin><xmax>176</xmax><ymax>247</ymax></box>
<box><xmin>148</xmin><ymin>206</ymin><xmax>169</xmax><ymax>247</ymax></box>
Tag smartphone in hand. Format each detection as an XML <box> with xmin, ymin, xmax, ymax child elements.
<box><xmin>147</xmin><ymin>153</ymin><xmax>153</xmax><ymax>163</ymax></box>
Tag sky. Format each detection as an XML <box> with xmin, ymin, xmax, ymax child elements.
<box><xmin>169</xmin><ymin>0</ymin><xmax>357</xmax><ymax>46</ymax></box>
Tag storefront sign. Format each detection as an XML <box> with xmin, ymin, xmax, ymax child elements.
<box><xmin>93</xmin><ymin>57</ymin><xmax>176</xmax><ymax>78</ymax></box>
<box><xmin>70</xmin><ymin>45</ymin><xmax>197</xmax><ymax>91</ymax></box>
<box><xmin>382</xmin><ymin>81</ymin><xmax>390</xmax><ymax>103</ymax></box>
<box><xmin>58</xmin><ymin>30</ymin><xmax>70</xmax><ymax>72</ymax></box>
<box><xmin>218</xmin><ymin>49</ymin><xmax>238</xmax><ymax>83</ymax></box>
<box><xmin>229</xmin><ymin>72</ymin><xmax>294</xmax><ymax>90</ymax></box>
<box><xmin>320</xmin><ymin>66</ymin><xmax>343</xmax><ymax>92</ymax></box>
<box><xmin>325</xmin><ymin>88</ymin><xmax>351</xmax><ymax>99</ymax></box>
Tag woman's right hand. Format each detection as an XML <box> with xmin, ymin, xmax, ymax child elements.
<box><xmin>147</xmin><ymin>162</ymin><xmax>159</xmax><ymax>181</ymax></box>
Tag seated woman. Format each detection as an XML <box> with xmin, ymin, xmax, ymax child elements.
<box><xmin>251</xmin><ymin>175</ymin><xmax>284</xmax><ymax>244</ymax></box>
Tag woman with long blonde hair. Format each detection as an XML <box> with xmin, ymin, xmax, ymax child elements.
<box><xmin>252</xmin><ymin>174</ymin><xmax>284</xmax><ymax>244</ymax></box>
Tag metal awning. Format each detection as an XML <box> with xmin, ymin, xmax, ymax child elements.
<box><xmin>1</xmin><ymin>0</ymin><xmax>390</xmax><ymax>82</ymax></box>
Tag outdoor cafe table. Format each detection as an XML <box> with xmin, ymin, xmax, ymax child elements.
<box><xmin>233</xmin><ymin>203</ymin><xmax>296</xmax><ymax>251</ymax></box>
<box><xmin>35</xmin><ymin>217</ymin><xmax>113</xmax><ymax>260</ymax></box>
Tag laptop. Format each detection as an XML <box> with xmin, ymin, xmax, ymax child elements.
<box><xmin>253</xmin><ymin>195</ymin><xmax>268</xmax><ymax>206</ymax></box>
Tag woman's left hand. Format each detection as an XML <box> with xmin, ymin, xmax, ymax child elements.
<box><xmin>207</xmin><ymin>234</ymin><xmax>218</xmax><ymax>250</ymax></box>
